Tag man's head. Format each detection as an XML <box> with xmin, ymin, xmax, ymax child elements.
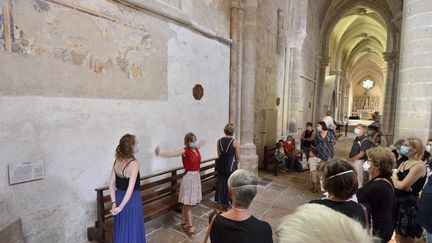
<box><xmin>354</xmin><ymin>124</ymin><xmax>367</xmax><ymax>137</ymax></box>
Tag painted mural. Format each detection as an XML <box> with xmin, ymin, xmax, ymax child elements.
<box><xmin>0</xmin><ymin>0</ymin><xmax>168</xmax><ymax>99</ymax></box>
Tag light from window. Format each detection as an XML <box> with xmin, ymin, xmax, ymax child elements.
<box><xmin>362</xmin><ymin>79</ymin><xmax>374</xmax><ymax>90</ymax></box>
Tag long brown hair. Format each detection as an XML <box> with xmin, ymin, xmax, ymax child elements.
<box><xmin>116</xmin><ymin>134</ymin><xmax>136</xmax><ymax>160</ymax></box>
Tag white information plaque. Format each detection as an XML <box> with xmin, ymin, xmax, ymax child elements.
<box><xmin>8</xmin><ymin>161</ymin><xmax>45</xmax><ymax>185</ymax></box>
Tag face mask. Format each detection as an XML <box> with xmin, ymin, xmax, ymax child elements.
<box><xmin>400</xmin><ymin>145</ymin><xmax>410</xmax><ymax>157</ymax></box>
<box><xmin>426</xmin><ymin>145</ymin><xmax>431</xmax><ymax>153</ymax></box>
<box><xmin>135</xmin><ymin>143</ymin><xmax>141</xmax><ymax>154</ymax></box>
<box><xmin>354</xmin><ymin>128</ymin><xmax>360</xmax><ymax>135</ymax></box>
<box><xmin>189</xmin><ymin>142</ymin><xmax>197</xmax><ymax>149</ymax></box>
<box><xmin>363</xmin><ymin>161</ymin><xmax>371</xmax><ymax>172</ymax></box>
<box><xmin>287</xmin><ymin>141</ymin><xmax>292</xmax><ymax>144</ymax></box>
<box><xmin>306</xmin><ymin>127</ymin><xmax>312</xmax><ymax>131</ymax></box>
<box><xmin>317</xmin><ymin>126</ymin><xmax>322</xmax><ymax>132</ymax></box>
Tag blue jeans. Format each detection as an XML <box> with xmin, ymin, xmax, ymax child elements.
<box><xmin>427</xmin><ymin>232</ymin><xmax>432</xmax><ymax>243</ymax></box>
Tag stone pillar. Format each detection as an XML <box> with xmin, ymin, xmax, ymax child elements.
<box><xmin>315</xmin><ymin>56</ymin><xmax>330</xmax><ymax>122</ymax></box>
<box><xmin>334</xmin><ymin>70</ymin><xmax>342</xmax><ymax>121</ymax></box>
<box><xmin>239</xmin><ymin>0</ymin><xmax>259</xmax><ymax>173</ymax></box>
<box><xmin>340</xmin><ymin>77</ymin><xmax>348</xmax><ymax>119</ymax></box>
<box><xmin>382</xmin><ymin>51</ymin><xmax>398</xmax><ymax>143</ymax></box>
<box><xmin>394</xmin><ymin>0</ymin><xmax>432</xmax><ymax>142</ymax></box>
<box><xmin>229</xmin><ymin>1</ymin><xmax>245</xmax><ymax>139</ymax></box>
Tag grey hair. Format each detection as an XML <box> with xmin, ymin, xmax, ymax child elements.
<box><xmin>356</xmin><ymin>124</ymin><xmax>367</xmax><ymax>131</ymax></box>
<box><xmin>277</xmin><ymin>204</ymin><xmax>377</xmax><ymax>243</ymax></box>
<box><xmin>228</xmin><ymin>169</ymin><xmax>258</xmax><ymax>208</ymax></box>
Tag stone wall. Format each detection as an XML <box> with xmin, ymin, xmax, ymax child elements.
<box><xmin>0</xmin><ymin>0</ymin><xmax>230</xmax><ymax>242</ymax></box>
<box><xmin>300</xmin><ymin>1</ymin><xmax>322</xmax><ymax>127</ymax></box>
<box><xmin>254</xmin><ymin>0</ymin><xmax>287</xmax><ymax>163</ymax></box>
<box><xmin>253</xmin><ymin>0</ymin><xmax>328</xmax><ymax>162</ymax></box>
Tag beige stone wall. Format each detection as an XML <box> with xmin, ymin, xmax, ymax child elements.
<box><xmin>394</xmin><ymin>0</ymin><xmax>432</xmax><ymax>142</ymax></box>
<box><xmin>0</xmin><ymin>0</ymin><xmax>230</xmax><ymax>242</ymax></box>
<box><xmin>253</xmin><ymin>0</ymin><xmax>328</xmax><ymax>162</ymax></box>
<box><xmin>254</xmin><ymin>0</ymin><xmax>286</xmax><ymax>163</ymax></box>
<box><xmin>300</xmin><ymin>1</ymin><xmax>323</xmax><ymax>126</ymax></box>
<box><xmin>180</xmin><ymin>0</ymin><xmax>230</xmax><ymax>37</ymax></box>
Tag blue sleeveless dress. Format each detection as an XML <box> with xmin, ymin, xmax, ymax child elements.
<box><xmin>114</xmin><ymin>159</ymin><xmax>146</xmax><ymax>243</ymax></box>
<box><xmin>215</xmin><ymin>137</ymin><xmax>238</xmax><ymax>206</ymax></box>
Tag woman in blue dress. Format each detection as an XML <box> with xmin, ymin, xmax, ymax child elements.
<box><xmin>109</xmin><ymin>134</ymin><xmax>146</xmax><ymax>243</ymax></box>
<box><xmin>314</xmin><ymin>121</ymin><xmax>336</xmax><ymax>161</ymax></box>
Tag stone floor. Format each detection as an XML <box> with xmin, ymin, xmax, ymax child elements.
<box><xmin>143</xmin><ymin>134</ymin><xmax>358</xmax><ymax>243</ymax></box>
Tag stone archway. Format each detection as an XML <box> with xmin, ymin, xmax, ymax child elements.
<box><xmin>316</xmin><ymin>0</ymin><xmax>401</xmax><ymax>142</ymax></box>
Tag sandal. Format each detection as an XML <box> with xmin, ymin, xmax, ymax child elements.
<box><xmin>185</xmin><ymin>225</ymin><xmax>196</xmax><ymax>238</ymax></box>
<box><xmin>180</xmin><ymin>222</ymin><xmax>188</xmax><ymax>232</ymax></box>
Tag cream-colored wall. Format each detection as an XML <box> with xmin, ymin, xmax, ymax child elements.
<box><xmin>253</xmin><ymin>0</ymin><xmax>287</xmax><ymax>163</ymax></box>
<box><xmin>253</xmin><ymin>0</ymin><xmax>327</xmax><ymax>162</ymax></box>
<box><xmin>0</xmin><ymin>0</ymin><xmax>230</xmax><ymax>242</ymax></box>
<box><xmin>300</xmin><ymin>1</ymin><xmax>324</xmax><ymax>127</ymax></box>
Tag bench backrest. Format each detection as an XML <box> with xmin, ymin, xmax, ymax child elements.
<box><xmin>94</xmin><ymin>158</ymin><xmax>217</xmax><ymax>224</ymax></box>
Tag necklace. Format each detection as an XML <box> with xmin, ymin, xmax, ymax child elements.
<box><xmin>231</xmin><ymin>205</ymin><xmax>247</xmax><ymax>212</ymax></box>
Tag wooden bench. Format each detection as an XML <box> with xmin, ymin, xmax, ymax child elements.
<box><xmin>261</xmin><ymin>146</ymin><xmax>303</xmax><ymax>176</ymax></box>
<box><xmin>87</xmin><ymin>158</ymin><xmax>218</xmax><ymax>243</ymax></box>
<box><xmin>261</xmin><ymin>145</ymin><xmax>280</xmax><ymax>176</ymax></box>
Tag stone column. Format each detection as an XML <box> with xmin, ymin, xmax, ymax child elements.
<box><xmin>333</xmin><ymin>70</ymin><xmax>342</xmax><ymax>121</ymax></box>
<box><xmin>315</xmin><ymin>56</ymin><xmax>330</xmax><ymax>122</ymax></box>
<box><xmin>239</xmin><ymin>0</ymin><xmax>259</xmax><ymax>173</ymax></box>
<box><xmin>394</xmin><ymin>0</ymin><xmax>432</xmax><ymax>142</ymax></box>
<box><xmin>229</xmin><ymin>1</ymin><xmax>245</xmax><ymax>139</ymax></box>
<box><xmin>340</xmin><ymin>77</ymin><xmax>348</xmax><ymax>119</ymax></box>
<box><xmin>382</xmin><ymin>51</ymin><xmax>398</xmax><ymax>143</ymax></box>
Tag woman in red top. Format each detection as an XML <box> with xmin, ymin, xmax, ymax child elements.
<box><xmin>155</xmin><ymin>132</ymin><xmax>204</xmax><ymax>238</ymax></box>
<box><xmin>283</xmin><ymin>136</ymin><xmax>304</xmax><ymax>172</ymax></box>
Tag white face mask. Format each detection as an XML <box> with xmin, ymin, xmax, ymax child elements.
<box><xmin>135</xmin><ymin>143</ymin><xmax>141</xmax><ymax>154</ymax></box>
<box><xmin>426</xmin><ymin>145</ymin><xmax>431</xmax><ymax>153</ymax></box>
<box><xmin>189</xmin><ymin>142</ymin><xmax>197</xmax><ymax>149</ymax></box>
<box><xmin>287</xmin><ymin>141</ymin><xmax>292</xmax><ymax>144</ymax></box>
<box><xmin>363</xmin><ymin>161</ymin><xmax>371</xmax><ymax>172</ymax></box>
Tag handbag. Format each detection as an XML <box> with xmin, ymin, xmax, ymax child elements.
<box><xmin>203</xmin><ymin>209</ymin><xmax>222</xmax><ymax>243</ymax></box>
<box><xmin>359</xmin><ymin>203</ymin><xmax>371</xmax><ymax>235</ymax></box>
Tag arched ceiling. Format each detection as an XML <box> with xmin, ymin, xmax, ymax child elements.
<box><xmin>329</xmin><ymin>7</ymin><xmax>387</xmax><ymax>72</ymax></box>
<box><xmin>328</xmin><ymin>6</ymin><xmax>387</xmax><ymax>89</ymax></box>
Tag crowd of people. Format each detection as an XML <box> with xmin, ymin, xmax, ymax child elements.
<box><xmin>107</xmin><ymin>114</ymin><xmax>432</xmax><ymax>243</ymax></box>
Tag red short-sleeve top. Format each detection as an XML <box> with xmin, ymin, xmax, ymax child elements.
<box><xmin>283</xmin><ymin>141</ymin><xmax>296</xmax><ymax>154</ymax></box>
<box><xmin>182</xmin><ymin>147</ymin><xmax>201</xmax><ymax>172</ymax></box>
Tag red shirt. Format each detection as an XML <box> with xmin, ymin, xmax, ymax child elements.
<box><xmin>182</xmin><ymin>147</ymin><xmax>201</xmax><ymax>172</ymax></box>
<box><xmin>283</xmin><ymin>141</ymin><xmax>296</xmax><ymax>154</ymax></box>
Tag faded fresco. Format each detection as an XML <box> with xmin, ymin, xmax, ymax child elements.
<box><xmin>0</xmin><ymin>0</ymin><xmax>168</xmax><ymax>99</ymax></box>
